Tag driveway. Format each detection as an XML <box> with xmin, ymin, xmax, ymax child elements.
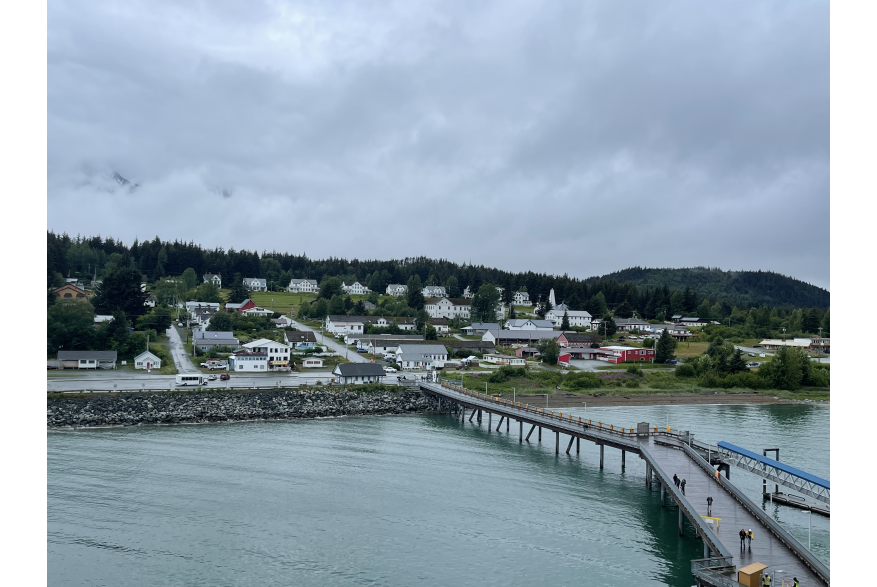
<box><xmin>168</xmin><ymin>326</ymin><xmax>200</xmax><ymax>373</ymax></box>
<box><xmin>288</xmin><ymin>319</ymin><xmax>370</xmax><ymax>363</ymax></box>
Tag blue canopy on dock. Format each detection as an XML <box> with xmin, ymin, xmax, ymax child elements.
<box><xmin>717</xmin><ymin>441</ymin><xmax>829</xmax><ymax>489</ymax></box>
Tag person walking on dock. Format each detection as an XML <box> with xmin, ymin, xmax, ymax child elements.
<box><xmin>761</xmin><ymin>572</ymin><xmax>771</xmax><ymax>586</ymax></box>
<box><xmin>706</xmin><ymin>495</ymin><xmax>713</xmax><ymax>516</ymax></box>
<box><xmin>739</xmin><ymin>529</ymin><xmax>746</xmax><ymax>548</ymax></box>
<box><xmin>680</xmin><ymin>478</ymin><xmax>686</xmax><ymax>495</ymax></box>
<box><xmin>792</xmin><ymin>578</ymin><xmax>799</xmax><ymax>587</ymax></box>
<box><xmin>673</xmin><ymin>474</ymin><xmax>679</xmax><ymax>488</ymax></box>
<box><xmin>746</xmin><ymin>529</ymin><xmax>753</xmax><ymax>549</ymax></box>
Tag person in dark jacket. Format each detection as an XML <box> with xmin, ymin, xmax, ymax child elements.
<box><xmin>739</xmin><ymin>529</ymin><xmax>746</xmax><ymax>548</ymax></box>
<box><xmin>707</xmin><ymin>495</ymin><xmax>713</xmax><ymax>516</ymax></box>
<box><xmin>680</xmin><ymin>478</ymin><xmax>687</xmax><ymax>495</ymax></box>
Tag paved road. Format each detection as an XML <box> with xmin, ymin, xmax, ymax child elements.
<box><xmin>168</xmin><ymin>326</ymin><xmax>199</xmax><ymax>373</ymax></box>
<box><xmin>289</xmin><ymin>319</ymin><xmax>370</xmax><ymax>363</ymax></box>
<box><xmin>734</xmin><ymin>345</ymin><xmax>829</xmax><ymax>364</ymax></box>
<box><xmin>47</xmin><ymin>371</ymin><xmax>431</xmax><ymax>392</ymax></box>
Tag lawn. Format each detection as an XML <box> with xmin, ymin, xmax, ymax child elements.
<box><xmin>244</xmin><ymin>291</ymin><xmax>317</xmax><ymax>317</ymax></box>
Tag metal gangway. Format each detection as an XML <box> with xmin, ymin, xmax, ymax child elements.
<box><xmin>715</xmin><ymin>442</ymin><xmax>830</xmax><ymax>505</ymax></box>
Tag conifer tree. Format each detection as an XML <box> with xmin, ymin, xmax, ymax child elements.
<box><xmin>561</xmin><ymin>310</ymin><xmax>570</xmax><ymax>330</ymax></box>
<box><xmin>655</xmin><ymin>329</ymin><xmax>677</xmax><ymax>363</ymax></box>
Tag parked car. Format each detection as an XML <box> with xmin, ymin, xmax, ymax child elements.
<box><xmin>746</xmin><ymin>362</ymin><xmax>760</xmax><ymax>367</ymax></box>
<box><xmin>752</xmin><ymin>344</ymin><xmax>761</xmax><ymax>348</ymax></box>
<box><xmin>220</xmin><ymin>373</ymin><xmax>231</xmax><ymax>381</ymax></box>
<box><xmin>384</xmin><ymin>367</ymin><xmax>397</xmax><ymax>373</ymax></box>
<box><xmin>200</xmin><ymin>362</ymin><xmax>210</xmax><ymax>368</ymax></box>
<box><xmin>456</xmin><ymin>365</ymin><xmax>465</xmax><ymax>370</ymax></box>
<box><xmin>747</xmin><ymin>353</ymin><xmax>756</xmax><ymax>357</ymax></box>
<box><xmin>665</xmin><ymin>360</ymin><xmax>678</xmax><ymax>365</ymax></box>
<box><xmin>207</xmin><ymin>374</ymin><xmax>218</xmax><ymax>381</ymax></box>
<box><xmin>356</xmin><ymin>348</ymin><xmax>368</xmax><ymax>353</ymax></box>
<box><xmin>618</xmin><ymin>336</ymin><xmax>626</xmax><ymax>341</ymax></box>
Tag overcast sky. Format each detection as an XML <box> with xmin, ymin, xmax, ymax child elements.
<box><xmin>47</xmin><ymin>0</ymin><xmax>829</xmax><ymax>289</ymax></box>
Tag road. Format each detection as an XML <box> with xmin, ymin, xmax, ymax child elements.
<box><xmin>46</xmin><ymin>367</ymin><xmax>457</xmax><ymax>393</ymax></box>
<box><xmin>289</xmin><ymin>319</ymin><xmax>370</xmax><ymax>363</ymax></box>
<box><xmin>168</xmin><ymin>326</ymin><xmax>199</xmax><ymax>373</ymax></box>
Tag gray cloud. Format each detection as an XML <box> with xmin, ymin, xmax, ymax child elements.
<box><xmin>48</xmin><ymin>0</ymin><xmax>829</xmax><ymax>288</ymax></box>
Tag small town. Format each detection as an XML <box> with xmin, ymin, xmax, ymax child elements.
<box><xmin>41</xmin><ymin>2</ymin><xmax>839</xmax><ymax>585</ymax></box>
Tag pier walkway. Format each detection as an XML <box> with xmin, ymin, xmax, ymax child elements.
<box><xmin>421</xmin><ymin>380</ymin><xmax>829</xmax><ymax>587</ymax></box>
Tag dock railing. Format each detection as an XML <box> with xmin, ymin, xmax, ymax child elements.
<box><xmin>691</xmin><ymin>558</ymin><xmax>743</xmax><ymax>587</ymax></box>
<box><xmin>436</xmin><ymin>379</ymin><xmax>645</xmax><ymax>438</ymax></box>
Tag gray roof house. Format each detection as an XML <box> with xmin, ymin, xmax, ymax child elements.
<box><xmin>57</xmin><ymin>350</ymin><xmax>117</xmax><ymax>369</ymax></box>
<box><xmin>193</xmin><ymin>329</ymin><xmax>240</xmax><ymax>350</ymax></box>
<box><xmin>243</xmin><ymin>277</ymin><xmax>267</xmax><ymax>291</ymax></box>
<box><xmin>333</xmin><ymin>363</ymin><xmax>387</xmax><ymax>384</ymax></box>
<box><xmin>395</xmin><ymin>344</ymin><xmax>450</xmax><ymax>369</ymax></box>
<box><xmin>461</xmin><ymin>322</ymin><xmax>500</xmax><ymax>334</ymax></box>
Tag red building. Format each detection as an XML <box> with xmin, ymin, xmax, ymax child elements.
<box><xmin>600</xmin><ymin>346</ymin><xmax>655</xmax><ymax>364</ymax></box>
<box><xmin>226</xmin><ymin>299</ymin><xmax>256</xmax><ymax>314</ymax></box>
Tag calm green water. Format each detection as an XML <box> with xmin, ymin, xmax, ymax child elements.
<box><xmin>48</xmin><ymin>403</ymin><xmax>829</xmax><ymax>586</ymax></box>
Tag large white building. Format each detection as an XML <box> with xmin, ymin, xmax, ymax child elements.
<box><xmin>545</xmin><ymin>309</ymin><xmax>593</xmax><ymax>328</ymax></box>
<box><xmin>424</xmin><ymin>297</ymin><xmax>471</xmax><ymax>319</ymax></box>
<box><xmin>243</xmin><ymin>277</ymin><xmax>267</xmax><ymax>292</ymax></box>
<box><xmin>342</xmin><ymin>281</ymin><xmax>371</xmax><ymax>295</ymax></box>
<box><xmin>288</xmin><ymin>278</ymin><xmax>319</xmax><ymax>293</ymax></box>
<box><xmin>395</xmin><ymin>344</ymin><xmax>450</xmax><ymax>370</ymax></box>
<box><xmin>513</xmin><ymin>291</ymin><xmax>532</xmax><ymax>306</ymax></box>
<box><xmin>422</xmin><ymin>285</ymin><xmax>447</xmax><ymax>298</ymax></box>
<box><xmin>325</xmin><ymin>315</ymin><xmax>372</xmax><ymax>336</ymax></box>
<box><xmin>386</xmin><ymin>284</ymin><xmax>408</xmax><ymax>296</ymax></box>
<box><xmin>240</xmin><ymin>338</ymin><xmax>291</xmax><ymax>371</ymax></box>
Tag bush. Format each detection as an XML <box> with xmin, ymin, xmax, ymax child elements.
<box><xmin>488</xmin><ymin>366</ymin><xmax>527</xmax><ymax>383</ymax></box>
<box><xmin>675</xmin><ymin>363</ymin><xmax>696</xmax><ymax>378</ymax></box>
<box><xmin>562</xmin><ymin>372</ymin><xmax>603</xmax><ymax>390</ymax></box>
<box><xmin>530</xmin><ymin>370</ymin><xmax>563</xmax><ymax>387</ymax></box>
<box><xmin>625</xmin><ymin>364</ymin><xmax>644</xmax><ymax>377</ymax></box>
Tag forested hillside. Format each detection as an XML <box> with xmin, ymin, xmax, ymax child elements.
<box><xmin>587</xmin><ymin>267</ymin><xmax>828</xmax><ymax>309</ymax></box>
<box><xmin>47</xmin><ymin>232</ymin><xmax>829</xmax><ymax>319</ymax></box>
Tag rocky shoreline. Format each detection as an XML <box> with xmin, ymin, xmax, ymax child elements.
<box><xmin>47</xmin><ymin>388</ymin><xmax>441</xmax><ymax>429</ymax></box>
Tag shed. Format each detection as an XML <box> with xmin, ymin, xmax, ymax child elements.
<box><xmin>737</xmin><ymin>562</ymin><xmax>768</xmax><ymax>587</ymax></box>
<box><xmin>133</xmin><ymin>350</ymin><xmax>162</xmax><ymax>370</ymax></box>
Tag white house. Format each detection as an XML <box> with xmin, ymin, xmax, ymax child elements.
<box><xmin>326</xmin><ymin>315</ymin><xmax>372</xmax><ymax>336</ymax></box>
<box><xmin>504</xmin><ymin>318</ymin><xmax>555</xmax><ymax>331</ymax></box>
<box><xmin>428</xmin><ymin>318</ymin><xmax>451</xmax><ymax>335</ymax></box>
<box><xmin>143</xmin><ymin>296</ymin><xmax>156</xmax><ymax>308</ymax></box>
<box><xmin>395</xmin><ymin>344</ymin><xmax>450</xmax><ymax>370</ymax></box>
<box><xmin>461</xmin><ymin>322</ymin><xmax>499</xmax><ymax>335</ymax></box>
<box><xmin>133</xmin><ymin>350</ymin><xmax>162</xmax><ymax>370</ymax></box>
<box><xmin>513</xmin><ymin>291</ymin><xmax>532</xmax><ymax>306</ymax></box>
<box><xmin>242</xmin><ymin>306</ymin><xmax>274</xmax><ymax>317</ymax></box>
<box><xmin>203</xmin><ymin>273</ymin><xmax>222</xmax><ymax>288</ymax></box>
<box><xmin>462</xmin><ymin>286</ymin><xmax>474</xmax><ymax>298</ymax></box>
<box><xmin>243</xmin><ymin>277</ymin><xmax>268</xmax><ymax>292</ymax></box>
<box><xmin>483</xmin><ymin>354</ymin><xmax>527</xmax><ymax>366</ymax></box>
<box><xmin>425</xmin><ymin>297</ymin><xmax>471</xmax><ymax>319</ymax></box>
<box><xmin>57</xmin><ymin>350</ymin><xmax>117</xmax><ymax>370</ymax></box>
<box><xmin>288</xmin><ymin>278</ymin><xmax>319</xmax><ymax>293</ymax></box>
<box><xmin>193</xmin><ymin>329</ymin><xmax>240</xmax><ymax>351</ymax></box>
<box><xmin>422</xmin><ymin>285</ymin><xmax>447</xmax><ymax>298</ymax></box>
<box><xmin>272</xmin><ymin>315</ymin><xmax>294</xmax><ymax>328</ymax></box>
<box><xmin>381</xmin><ymin>316</ymin><xmax>417</xmax><ymax>331</ymax></box>
<box><xmin>386</xmin><ymin>284</ymin><xmax>408</xmax><ymax>296</ymax></box>
<box><xmin>94</xmin><ymin>315</ymin><xmax>114</xmax><ymax>324</ymax></box>
<box><xmin>545</xmin><ymin>309</ymin><xmax>592</xmax><ymax>329</ymax></box>
<box><xmin>241</xmin><ymin>338</ymin><xmax>291</xmax><ymax>371</ymax></box>
<box><xmin>333</xmin><ymin>363</ymin><xmax>386</xmax><ymax>384</ymax></box>
<box><xmin>301</xmin><ymin>357</ymin><xmax>324</xmax><ymax>368</ymax></box>
<box><xmin>229</xmin><ymin>350</ymin><xmax>269</xmax><ymax>372</ymax></box>
<box><xmin>341</xmin><ymin>281</ymin><xmax>371</xmax><ymax>295</ymax></box>
<box><xmin>186</xmin><ymin>301</ymin><xmax>221</xmax><ymax>314</ymax></box>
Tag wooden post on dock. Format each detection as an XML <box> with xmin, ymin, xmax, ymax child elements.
<box><xmin>555</xmin><ymin>431</ymin><xmax>560</xmax><ymax>454</ymax></box>
<box><xmin>621</xmin><ymin>450</ymin><xmax>626</xmax><ymax>468</ymax></box>
<box><xmin>506</xmin><ymin>417</ymin><xmax>509</xmax><ymax>433</ymax></box>
<box><xmin>565</xmin><ymin>436</ymin><xmax>574</xmax><ymax>454</ymax></box>
<box><xmin>599</xmin><ymin>445</ymin><xmax>604</xmax><ymax>469</ymax></box>
<box><xmin>526</xmin><ymin>425</ymin><xmax>536</xmax><ymax>441</ymax></box>
<box><xmin>538</xmin><ymin>427</ymin><xmax>542</xmax><ymax>442</ymax></box>
<box><xmin>519</xmin><ymin>421</ymin><xmax>522</xmax><ymax>442</ymax></box>
<box><xmin>576</xmin><ymin>438</ymin><xmax>580</xmax><ymax>454</ymax></box>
